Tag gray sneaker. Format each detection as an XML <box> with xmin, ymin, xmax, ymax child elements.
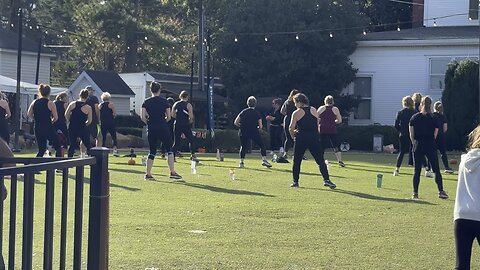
<box><xmin>262</xmin><ymin>160</ymin><xmax>272</xmax><ymax>168</ymax></box>
<box><xmin>239</xmin><ymin>162</ymin><xmax>244</xmax><ymax>168</ymax></box>
<box><xmin>323</xmin><ymin>180</ymin><xmax>336</xmax><ymax>189</ymax></box>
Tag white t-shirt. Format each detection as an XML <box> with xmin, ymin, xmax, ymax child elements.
<box><xmin>454</xmin><ymin>148</ymin><xmax>480</xmax><ymax>222</ymax></box>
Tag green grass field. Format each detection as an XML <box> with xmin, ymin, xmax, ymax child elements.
<box><xmin>2</xmin><ymin>151</ymin><xmax>478</xmax><ymax>269</ymax></box>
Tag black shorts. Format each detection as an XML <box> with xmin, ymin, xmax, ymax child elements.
<box><xmin>320</xmin><ymin>133</ymin><xmax>340</xmax><ymax>150</ymax></box>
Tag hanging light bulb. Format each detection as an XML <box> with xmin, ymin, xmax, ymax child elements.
<box><xmin>234</xmin><ymin>37</ymin><xmax>238</xmax><ymax>42</ymax></box>
<box><xmin>329</xmin><ymin>32</ymin><xmax>333</xmax><ymax>38</ymax></box>
<box><xmin>295</xmin><ymin>34</ymin><xmax>299</xmax><ymax>40</ymax></box>
<box><xmin>144</xmin><ymin>36</ymin><xmax>148</xmax><ymax>40</ymax></box>
<box><xmin>363</xmin><ymin>30</ymin><xmax>367</xmax><ymax>35</ymax></box>
<box><xmin>117</xmin><ymin>34</ymin><xmax>121</xmax><ymax>39</ymax></box>
<box><xmin>433</xmin><ymin>18</ymin><xmax>437</xmax><ymax>26</ymax></box>
<box><xmin>397</xmin><ymin>26</ymin><xmax>401</xmax><ymax>31</ymax></box>
<box><xmin>264</xmin><ymin>36</ymin><xmax>268</xmax><ymax>42</ymax></box>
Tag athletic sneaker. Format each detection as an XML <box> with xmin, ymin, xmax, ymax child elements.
<box><xmin>239</xmin><ymin>162</ymin><xmax>244</xmax><ymax>168</ymax></box>
<box><xmin>191</xmin><ymin>155</ymin><xmax>199</xmax><ymax>162</ymax></box>
<box><xmin>393</xmin><ymin>169</ymin><xmax>399</xmax><ymax>176</ymax></box>
<box><xmin>262</xmin><ymin>160</ymin><xmax>272</xmax><ymax>168</ymax></box>
<box><xmin>323</xmin><ymin>180</ymin><xmax>336</xmax><ymax>189</ymax></box>
<box><xmin>144</xmin><ymin>174</ymin><xmax>155</xmax><ymax>180</ymax></box>
<box><xmin>290</xmin><ymin>182</ymin><xmax>299</xmax><ymax>188</ymax></box>
<box><xmin>425</xmin><ymin>170</ymin><xmax>433</xmax><ymax>178</ymax></box>
<box><xmin>438</xmin><ymin>190</ymin><xmax>449</xmax><ymax>199</ymax></box>
<box><xmin>169</xmin><ymin>172</ymin><xmax>182</xmax><ymax>180</ymax></box>
<box><xmin>339</xmin><ymin>161</ymin><xmax>346</xmax><ymax>167</ymax></box>
<box><xmin>113</xmin><ymin>149</ymin><xmax>120</xmax><ymax>157</ymax></box>
<box><xmin>412</xmin><ymin>193</ymin><xmax>419</xmax><ymax>200</ymax></box>
<box><xmin>444</xmin><ymin>168</ymin><xmax>454</xmax><ymax>174</ymax></box>
<box><xmin>175</xmin><ymin>151</ymin><xmax>183</xmax><ymax>158</ymax></box>
<box><xmin>160</xmin><ymin>154</ymin><xmax>166</xmax><ymax>159</ymax></box>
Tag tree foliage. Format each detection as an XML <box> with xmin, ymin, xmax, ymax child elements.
<box><xmin>213</xmin><ymin>0</ymin><xmax>367</xmax><ymax>107</ymax></box>
<box><xmin>442</xmin><ymin>59</ymin><xmax>479</xmax><ymax>150</ymax></box>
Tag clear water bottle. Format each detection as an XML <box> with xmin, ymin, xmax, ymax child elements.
<box><xmin>229</xmin><ymin>168</ymin><xmax>236</xmax><ymax>180</ymax></box>
<box><xmin>191</xmin><ymin>160</ymin><xmax>197</xmax><ymax>174</ymax></box>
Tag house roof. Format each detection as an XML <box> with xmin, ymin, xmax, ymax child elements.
<box><xmin>148</xmin><ymin>72</ymin><xmax>224</xmax><ymax>87</ymax></box>
<box><xmin>0</xmin><ymin>28</ymin><xmax>54</xmax><ymax>54</ymax></box>
<box><xmin>359</xmin><ymin>26</ymin><xmax>479</xmax><ymax>41</ymax></box>
<box><xmin>84</xmin><ymin>70</ymin><xmax>135</xmax><ymax>96</ymax></box>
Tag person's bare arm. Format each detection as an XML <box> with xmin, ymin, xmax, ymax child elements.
<box><xmin>49</xmin><ymin>101</ymin><xmax>58</xmax><ymax>123</ymax></box>
<box><xmin>443</xmin><ymin>123</ymin><xmax>447</xmax><ymax>133</ymax></box>
<box><xmin>333</xmin><ymin>106</ymin><xmax>342</xmax><ymax>124</ymax></box>
<box><xmin>409</xmin><ymin>126</ymin><xmax>415</xmax><ymax>143</ymax></box>
<box><xmin>234</xmin><ymin>114</ymin><xmax>241</xmax><ymax>127</ymax></box>
<box><xmin>280</xmin><ymin>102</ymin><xmax>287</xmax><ymax>115</ymax></box>
<box><xmin>27</xmin><ymin>100</ymin><xmax>35</xmax><ymax>120</ymax></box>
<box><xmin>289</xmin><ymin>110</ymin><xmax>300</xmax><ymax>138</ymax></box>
<box><xmin>1</xmin><ymin>101</ymin><xmax>11</xmax><ymax>119</ymax></box>
<box><xmin>257</xmin><ymin>119</ymin><xmax>263</xmax><ymax>130</ymax></box>
<box><xmin>141</xmin><ymin>108</ymin><xmax>148</xmax><ymax>125</ymax></box>
<box><xmin>187</xmin><ymin>103</ymin><xmax>194</xmax><ymax>124</ymax></box>
<box><xmin>65</xmin><ymin>102</ymin><xmax>74</xmax><ymax>122</ymax></box>
<box><xmin>165</xmin><ymin>108</ymin><xmax>172</xmax><ymax>122</ymax></box>
<box><xmin>94</xmin><ymin>104</ymin><xmax>100</xmax><ymax>123</ymax></box>
<box><xmin>434</xmin><ymin>128</ymin><xmax>439</xmax><ymax>140</ymax></box>
<box><xmin>85</xmin><ymin>106</ymin><xmax>93</xmax><ymax>126</ymax></box>
<box><xmin>110</xmin><ymin>102</ymin><xmax>117</xmax><ymax>118</ymax></box>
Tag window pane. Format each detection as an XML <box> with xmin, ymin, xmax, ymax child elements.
<box><xmin>354</xmin><ymin>100</ymin><xmax>371</xmax><ymax>119</ymax></box>
<box><xmin>469</xmin><ymin>0</ymin><xmax>479</xmax><ymax>20</ymax></box>
<box><xmin>430</xmin><ymin>75</ymin><xmax>445</xmax><ymax>90</ymax></box>
<box><xmin>430</xmin><ymin>58</ymin><xmax>451</xmax><ymax>74</ymax></box>
<box><xmin>353</xmin><ymin>77</ymin><xmax>371</xmax><ymax>97</ymax></box>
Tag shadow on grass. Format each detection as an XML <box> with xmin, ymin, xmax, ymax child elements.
<box><xmin>204</xmin><ymin>163</ymin><xmax>272</xmax><ymax>173</ymax></box>
<box><xmin>301</xmin><ymin>187</ymin><xmax>436</xmax><ymax>205</ymax></box>
<box><xmin>66</xmin><ymin>174</ymin><xmax>141</xmax><ymax>192</ymax></box>
<box><xmin>269</xmin><ymin>167</ymin><xmax>347</xmax><ymax>179</ymax></box>
<box><xmin>170</xmin><ymin>181</ymin><xmax>275</xmax><ymax>197</ymax></box>
<box><xmin>110</xmin><ymin>167</ymin><xmax>145</xmax><ymax>175</ymax></box>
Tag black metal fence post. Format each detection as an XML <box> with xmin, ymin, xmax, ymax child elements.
<box><xmin>87</xmin><ymin>147</ymin><xmax>110</xmax><ymax>270</ymax></box>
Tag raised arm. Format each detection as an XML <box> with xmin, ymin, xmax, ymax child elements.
<box><xmin>187</xmin><ymin>103</ymin><xmax>194</xmax><ymax>124</ymax></box>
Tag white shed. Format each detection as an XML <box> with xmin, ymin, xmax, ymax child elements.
<box><xmin>68</xmin><ymin>70</ymin><xmax>135</xmax><ymax>115</ymax></box>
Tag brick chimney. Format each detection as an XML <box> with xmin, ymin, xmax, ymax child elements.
<box><xmin>412</xmin><ymin>0</ymin><xmax>424</xmax><ymax>27</ymax></box>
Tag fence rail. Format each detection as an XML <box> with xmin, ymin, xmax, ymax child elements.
<box><xmin>0</xmin><ymin>147</ymin><xmax>110</xmax><ymax>270</ymax></box>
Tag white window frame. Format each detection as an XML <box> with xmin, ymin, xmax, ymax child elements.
<box><xmin>428</xmin><ymin>56</ymin><xmax>479</xmax><ymax>94</ymax></box>
<box><xmin>342</xmin><ymin>75</ymin><xmax>373</xmax><ymax>125</ymax></box>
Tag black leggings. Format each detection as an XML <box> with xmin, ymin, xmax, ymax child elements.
<box><xmin>436</xmin><ymin>135</ymin><xmax>450</xmax><ymax>169</ymax></box>
<box><xmin>148</xmin><ymin>128</ymin><xmax>172</xmax><ymax>160</ymax></box>
<box><xmin>172</xmin><ymin>124</ymin><xmax>195</xmax><ymax>155</ymax></box>
<box><xmin>101</xmin><ymin>124</ymin><xmax>117</xmax><ymax>147</ymax></box>
<box><xmin>68</xmin><ymin>127</ymin><xmax>91</xmax><ymax>157</ymax></box>
<box><xmin>239</xmin><ymin>131</ymin><xmax>266</xmax><ymax>159</ymax></box>
<box><xmin>412</xmin><ymin>141</ymin><xmax>443</xmax><ymax>193</ymax></box>
<box><xmin>0</xmin><ymin>123</ymin><xmax>9</xmax><ymax>144</ymax></box>
<box><xmin>396</xmin><ymin>135</ymin><xmax>411</xmax><ymax>168</ymax></box>
<box><xmin>292</xmin><ymin>133</ymin><xmax>329</xmax><ymax>182</ymax></box>
<box><xmin>321</xmin><ymin>133</ymin><xmax>340</xmax><ymax>152</ymax></box>
<box><xmin>270</xmin><ymin>125</ymin><xmax>283</xmax><ymax>151</ymax></box>
<box><xmin>283</xmin><ymin>118</ymin><xmax>294</xmax><ymax>153</ymax></box>
<box><xmin>35</xmin><ymin>127</ymin><xmax>61</xmax><ymax>157</ymax></box>
<box><xmin>454</xmin><ymin>219</ymin><xmax>480</xmax><ymax>270</ymax></box>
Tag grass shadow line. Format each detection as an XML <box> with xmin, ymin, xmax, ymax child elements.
<box><xmin>170</xmin><ymin>181</ymin><xmax>275</xmax><ymax>197</ymax></box>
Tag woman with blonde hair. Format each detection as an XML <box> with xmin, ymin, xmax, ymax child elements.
<box><xmin>433</xmin><ymin>101</ymin><xmax>453</xmax><ymax>173</ymax></box>
<box><xmin>412</xmin><ymin>92</ymin><xmax>432</xmax><ymax>176</ymax></box>
<box><xmin>0</xmin><ymin>91</ymin><xmax>11</xmax><ymax>144</ymax></box>
<box><xmin>99</xmin><ymin>92</ymin><xmax>119</xmax><ymax>156</ymax></box>
<box><xmin>393</xmin><ymin>96</ymin><xmax>416</xmax><ymax>176</ymax></box>
<box><xmin>27</xmin><ymin>84</ymin><xmax>62</xmax><ymax>157</ymax></box>
<box><xmin>318</xmin><ymin>95</ymin><xmax>345</xmax><ymax>167</ymax></box>
<box><xmin>409</xmin><ymin>96</ymin><xmax>448</xmax><ymax>199</ymax></box>
<box><xmin>412</xmin><ymin>92</ymin><xmax>422</xmax><ymax>112</ymax></box>
<box><xmin>454</xmin><ymin>125</ymin><xmax>480</xmax><ymax>269</ymax></box>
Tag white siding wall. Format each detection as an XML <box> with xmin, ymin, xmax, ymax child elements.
<box><xmin>424</xmin><ymin>0</ymin><xmax>478</xmax><ymax>26</ymax></box>
<box><xmin>0</xmin><ymin>50</ymin><xmax>51</xmax><ymax>84</ymax></box>
<box><xmin>119</xmin><ymin>73</ymin><xmax>148</xmax><ymax>115</ymax></box>
<box><xmin>349</xmin><ymin>42</ymin><xmax>479</xmax><ymax>125</ymax></box>
<box><xmin>110</xmin><ymin>97</ymin><xmax>131</xmax><ymax>115</ymax></box>
<box><xmin>68</xmin><ymin>77</ymin><xmax>99</xmax><ymax>100</ymax></box>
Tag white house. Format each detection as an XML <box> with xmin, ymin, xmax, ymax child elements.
<box><xmin>0</xmin><ymin>28</ymin><xmax>53</xmax><ymax>84</ymax></box>
<box><xmin>346</xmin><ymin>0</ymin><xmax>479</xmax><ymax>125</ymax></box>
<box><xmin>69</xmin><ymin>70</ymin><xmax>135</xmax><ymax>115</ymax></box>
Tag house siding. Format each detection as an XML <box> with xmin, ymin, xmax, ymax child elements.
<box><xmin>349</xmin><ymin>43</ymin><xmax>479</xmax><ymax>125</ymax></box>
<box><xmin>0</xmin><ymin>50</ymin><xmax>50</xmax><ymax>84</ymax></box>
<box><xmin>424</xmin><ymin>0</ymin><xmax>478</xmax><ymax>26</ymax></box>
<box><xmin>110</xmin><ymin>96</ymin><xmax>131</xmax><ymax>115</ymax></box>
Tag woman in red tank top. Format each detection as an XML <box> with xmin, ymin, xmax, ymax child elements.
<box><xmin>317</xmin><ymin>95</ymin><xmax>345</xmax><ymax>167</ymax></box>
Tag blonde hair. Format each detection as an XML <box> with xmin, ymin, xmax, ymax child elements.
<box><xmin>101</xmin><ymin>92</ymin><xmax>111</xmax><ymax>102</ymax></box>
<box><xmin>287</xmin><ymin>89</ymin><xmax>300</xmax><ymax>101</ymax></box>
<box><xmin>412</xmin><ymin>92</ymin><xmax>422</xmax><ymax>104</ymax></box>
<box><xmin>179</xmin><ymin>90</ymin><xmax>189</xmax><ymax>100</ymax></box>
<box><xmin>324</xmin><ymin>95</ymin><xmax>334</xmax><ymax>105</ymax></box>
<box><xmin>434</xmin><ymin>101</ymin><xmax>443</xmax><ymax>113</ymax></box>
<box><xmin>468</xmin><ymin>125</ymin><xmax>480</xmax><ymax>150</ymax></box>
<box><xmin>402</xmin><ymin>96</ymin><xmax>414</xmax><ymax>109</ymax></box>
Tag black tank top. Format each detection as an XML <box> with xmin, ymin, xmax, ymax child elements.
<box><xmin>100</xmin><ymin>102</ymin><xmax>114</xmax><ymax>125</ymax></box>
<box><xmin>54</xmin><ymin>100</ymin><xmax>66</xmax><ymax>126</ymax></box>
<box><xmin>175</xmin><ymin>101</ymin><xmax>189</xmax><ymax>125</ymax></box>
<box><xmin>70</xmin><ymin>101</ymin><xmax>88</xmax><ymax>129</ymax></box>
<box><xmin>0</xmin><ymin>106</ymin><xmax>6</xmax><ymax>126</ymax></box>
<box><xmin>285</xmin><ymin>101</ymin><xmax>296</xmax><ymax>119</ymax></box>
<box><xmin>33</xmin><ymin>98</ymin><xmax>53</xmax><ymax>127</ymax></box>
<box><xmin>297</xmin><ymin>107</ymin><xmax>318</xmax><ymax>134</ymax></box>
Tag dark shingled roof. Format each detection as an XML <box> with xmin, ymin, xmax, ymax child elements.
<box><xmin>85</xmin><ymin>70</ymin><xmax>135</xmax><ymax>96</ymax></box>
<box><xmin>359</xmin><ymin>26</ymin><xmax>479</xmax><ymax>41</ymax></box>
<box><xmin>0</xmin><ymin>28</ymin><xmax>54</xmax><ymax>54</ymax></box>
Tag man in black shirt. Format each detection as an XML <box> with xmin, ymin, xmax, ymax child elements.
<box><xmin>266</xmin><ymin>98</ymin><xmax>284</xmax><ymax>154</ymax></box>
<box><xmin>85</xmin><ymin>85</ymin><xmax>101</xmax><ymax>147</ymax></box>
<box><xmin>141</xmin><ymin>82</ymin><xmax>182</xmax><ymax>180</ymax></box>
<box><xmin>234</xmin><ymin>96</ymin><xmax>272</xmax><ymax>168</ymax></box>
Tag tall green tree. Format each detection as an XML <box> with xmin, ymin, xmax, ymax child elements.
<box><xmin>442</xmin><ymin>59</ymin><xmax>479</xmax><ymax>150</ymax></box>
<box><xmin>357</xmin><ymin>0</ymin><xmax>412</xmax><ymax>31</ymax></box>
<box><xmin>212</xmin><ymin>0</ymin><xmax>367</xmax><ymax>107</ymax></box>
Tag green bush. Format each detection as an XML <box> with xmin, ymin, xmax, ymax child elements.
<box><xmin>114</xmin><ymin>115</ymin><xmax>144</xmax><ymax>128</ymax></box>
<box><xmin>442</xmin><ymin>59</ymin><xmax>479</xmax><ymax>150</ymax></box>
<box><xmin>337</xmin><ymin>125</ymin><xmax>398</xmax><ymax>151</ymax></box>
<box><xmin>117</xmin><ymin>127</ymin><xmax>143</xmax><ymax>137</ymax></box>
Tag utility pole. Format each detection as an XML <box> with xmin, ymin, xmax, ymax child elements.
<box><xmin>14</xmin><ymin>8</ymin><xmax>23</xmax><ymax>151</ymax></box>
<box><xmin>35</xmin><ymin>37</ymin><xmax>42</xmax><ymax>85</ymax></box>
<box><xmin>198</xmin><ymin>0</ymin><xmax>205</xmax><ymax>94</ymax></box>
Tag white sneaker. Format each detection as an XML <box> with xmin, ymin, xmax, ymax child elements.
<box><xmin>425</xmin><ymin>170</ymin><xmax>433</xmax><ymax>178</ymax></box>
<box><xmin>393</xmin><ymin>170</ymin><xmax>399</xmax><ymax>176</ymax></box>
<box><xmin>239</xmin><ymin>162</ymin><xmax>244</xmax><ymax>168</ymax></box>
<box><xmin>113</xmin><ymin>149</ymin><xmax>120</xmax><ymax>157</ymax></box>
